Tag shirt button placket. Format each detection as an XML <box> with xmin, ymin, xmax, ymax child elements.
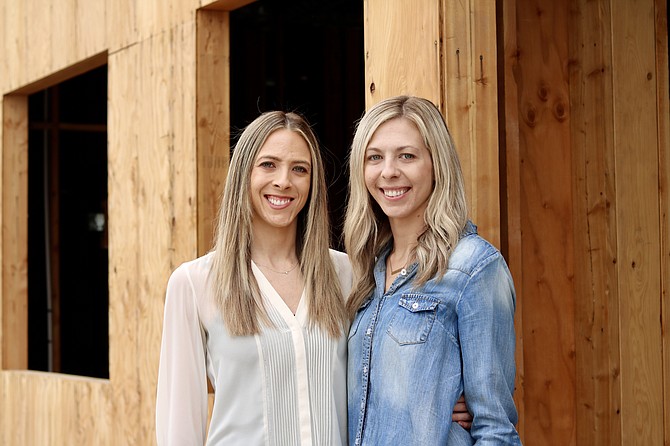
<box><xmin>356</xmin><ymin>297</ymin><xmax>384</xmax><ymax>446</ymax></box>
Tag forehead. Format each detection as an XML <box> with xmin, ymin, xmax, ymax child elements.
<box><xmin>367</xmin><ymin>117</ymin><xmax>424</xmax><ymax>149</ymax></box>
<box><xmin>257</xmin><ymin>129</ymin><xmax>311</xmax><ymax>161</ymax></box>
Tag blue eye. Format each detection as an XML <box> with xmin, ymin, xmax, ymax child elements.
<box><xmin>293</xmin><ymin>165</ymin><xmax>309</xmax><ymax>174</ymax></box>
<box><xmin>367</xmin><ymin>154</ymin><xmax>382</xmax><ymax>161</ymax></box>
<box><xmin>259</xmin><ymin>161</ymin><xmax>275</xmax><ymax>168</ymax></box>
<box><xmin>400</xmin><ymin>153</ymin><xmax>415</xmax><ymax>160</ymax></box>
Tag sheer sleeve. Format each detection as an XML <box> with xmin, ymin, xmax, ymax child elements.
<box><xmin>156</xmin><ymin>263</ymin><xmax>209</xmax><ymax>445</ymax></box>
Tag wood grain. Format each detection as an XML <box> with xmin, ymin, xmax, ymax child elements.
<box><xmin>611</xmin><ymin>0</ymin><xmax>664</xmax><ymax>443</ymax></box>
<box><xmin>1</xmin><ymin>95</ymin><xmax>28</xmax><ymax>371</ymax></box>
<box><xmin>515</xmin><ymin>1</ymin><xmax>577</xmax><ymax>444</ymax></box>
<box><xmin>364</xmin><ymin>0</ymin><xmax>441</xmax><ymax>107</ymax></box>
<box><xmin>196</xmin><ymin>10</ymin><xmax>230</xmax><ymax>256</ymax></box>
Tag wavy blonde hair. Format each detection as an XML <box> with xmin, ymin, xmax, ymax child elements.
<box><xmin>344</xmin><ymin>96</ymin><xmax>468</xmax><ymax>318</ymax></box>
<box><xmin>211</xmin><ymin>111</ymin><xmax>347</xmax><ymax>337</ymax></box>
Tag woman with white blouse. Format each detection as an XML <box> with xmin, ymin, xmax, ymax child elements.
<box><xmin>156</xmin><ymin>111</ymin><xmax>351</xmax><ymax>445</ymax></box>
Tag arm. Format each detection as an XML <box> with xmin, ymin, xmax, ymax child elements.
<box><xmin>458</xmin><ymin>254</ymin><xmax>521</xmax><ymax>445</ymax></box>
<box><xmin>156</xmin><ymin>264</ymin><xmax>209</xmax><ymax>445</ymax></box>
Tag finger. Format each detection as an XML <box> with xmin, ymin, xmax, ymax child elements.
<box><xmin>453</xmin><ymin>402</ymin><xmax>467</xmax><ymax>412</ymax></box>
<box><xmin>458</xmin><ymin>421</ymin><xmax>472</xmax><ymax>430</ymax></box>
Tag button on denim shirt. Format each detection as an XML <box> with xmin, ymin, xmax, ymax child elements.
<box><xmin>348</xmin><ymin>222</ymin><xmax>522</xmax><ymax>445</ymax></box>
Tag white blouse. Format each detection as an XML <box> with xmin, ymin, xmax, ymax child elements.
<box><xmin>156</xmin><ymin>250</ymin><xmax>352</xmax><ymax>446</ymax></box>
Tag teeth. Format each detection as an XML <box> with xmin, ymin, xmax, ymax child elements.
<box><xmin>384</xmin><ymin>188</ymin><xmax>408</xmax><ymax>198</ymax></box>
<box><xmin>267</xmin><ymin>196</ymin><xmax>291</xmax><ymax>206</ymax></box>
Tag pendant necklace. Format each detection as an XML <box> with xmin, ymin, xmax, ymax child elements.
<box><xmin>389</xmin><ymin>253</ymin><xmax>409</xmax><ymax>276</ymax></box>
<box><xmin>254</xmin><ymin>260</ymin><xmax>299</xmax><ymax>275</ymax></box>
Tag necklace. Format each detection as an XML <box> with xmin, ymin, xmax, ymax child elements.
<box><xmin>254</xmin><ymin>260</ymin><xmax>299</xmax><ymax>275</ymax></box>
<box><xmin>388</xmin><ymin>253</ymin><xmax>409</xmax><ymax>275</ymax></box>
<box><xmin>390</xmin><ymin>265</ymin><xmax>406</xmax><ymax>275</ymax></box>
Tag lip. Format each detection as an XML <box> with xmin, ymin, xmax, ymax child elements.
<box><xmin>265</xmin><ymin>194</ymin><xmax>294</xmax><ymax>209</ymax></box>
<box><xmin>380</xmin><ymin>187</ymin><xmax>410</xmax><ymax>199</ymax></box>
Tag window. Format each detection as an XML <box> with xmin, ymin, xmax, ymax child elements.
<box><xmin>230</xmin><ymin>0</ymin><xmax>364</xmax><ymax>247</ymax></box>
<box><xmin>27</xmin><ymin>66</ymin><xmax>109</xmax><ymax>378</ymax></box>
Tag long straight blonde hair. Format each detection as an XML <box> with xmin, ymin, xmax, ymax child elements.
<box><xmin>211</xmin><ymin>111</ymin><xmax>347</xmax><ymax>337</ymax></box>
<box><xmin>344</xmin><ymin>96</ymin><xmax>468</xmax><ymax>318</ymax></box>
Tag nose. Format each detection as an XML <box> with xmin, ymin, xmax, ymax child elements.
<box><xmin>380</xmin><ymin>158</ymin><xmax>399</xmax><ymax>179</ymax></box>
<box><xmin>273</xmin><ymin>167</ymin><xmax>292</xmax><ymax>189</ymax></box>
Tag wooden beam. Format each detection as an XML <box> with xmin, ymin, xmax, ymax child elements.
<box><xmin>363</xmin><ymin>0</ymin><xmax>441</xmax><ymax>107</ymax></box>
<box><xmin>1</xmin><ymin>95</ymin><xmax>28</xmax><ymax>370</ymax></box>
<box><xmin>196</xmin><ymin>9</ymin><xmax>230</xmax><ymax>256</ymax></box>
<box><xmin>442</xmin><ymin>0</ymin><xmax>501</xmax><ymax>247</ymax></box>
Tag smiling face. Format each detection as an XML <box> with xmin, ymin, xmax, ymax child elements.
<box><xmin>364</xmin><ymin>117</ymin><xmax>434</xmax><ymax>230</ymax></box>
<box><xmin>250</xmin><ymin>129</ymin><xmax>312</xmax><ymax>232</ymax></box>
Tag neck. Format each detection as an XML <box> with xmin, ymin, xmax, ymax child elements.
<box><xmin>251</xmin><ymin>220</ymin><xmax>299</xmax><ymax>265</ymax></box>
<box><xmin>387</xmin><ymin>218</ymin><xmax>423</xmax><ymax>273</ymax></box>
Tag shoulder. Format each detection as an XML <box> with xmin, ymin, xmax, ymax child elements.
<box><xmin>449</xmin><ymin>222</ymin><xmax>505</xmax><ymax>277</ymax></box>
<box><xmin>328</xmin><ymin>249</ymin><xmax>353</xmax><ymax>296</ymax></box>
<box><xmin>329</xmin><ymin>249</ymin><xmax>350</xmax><ymax>267</ymax></box>
<box><xmin>167</xmin><ymin>252</ymin><xmax>214</xmax><ymax>291</ymax></box>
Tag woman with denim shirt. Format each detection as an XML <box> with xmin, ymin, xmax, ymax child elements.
<box><xmin>344</xmin><ymin>95</ymin><xmax>522</xmax><ymax>445</ymax></box>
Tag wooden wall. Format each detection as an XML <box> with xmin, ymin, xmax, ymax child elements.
<box><xmin>0</xmin><ymin>0</ymin><xmax>668</xmax><ymax>445</ymax></box>
<box><xmin>367</xmin><ymin>0</ymin><xmax>670</xmax><ymax>445</ymax></box>
<box><xmin>0</xmin><ymin>0</ymin><xmax>233</xmax><ymax>444</ymax></box>
<box><xmin>502</xmin><ymin>0</ymin><xmax>669</xmax><ymax>444</ymax></box>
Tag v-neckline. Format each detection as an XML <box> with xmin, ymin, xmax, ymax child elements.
<box><xmin>251</xmin><ymin>261</ymin><xmax>307</xmax><ymax>325</ymax></box>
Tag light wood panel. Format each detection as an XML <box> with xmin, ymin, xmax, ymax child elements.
<box><xmin>1</xmin><ymin>95</ymin><xmax>28</xmax><ymax>371</ymax></box>
<box><xmin>569</xmin><ymin>0</ymin><xmax>621</xmax><ymax>444</ymax></box>
<box><xmin>442</xmin><ymin>0</ymin><xmax>500</xmax><ymax>247</ymax></box>
<box><xmin>196</xmin><ymin>9</ymin><xmax>230</xmax><ymax>256</ymax></box>
<box><xmin>611</xmin><ymin>0</ymin><xmax>664</xmax><ymax>443</ymax></box>
<box><xmin>0</xmin><ymin>0</ymin><xmax>106</xmax><ymax>94</ymax></box>
<box><xmin>0</xmin><ymin>372</ymin><xmax>112</xmax><ymax>446</ymax></box>
<box><xmin>363</xmin><ymin>0</ymin><xmax>440</xmax><ymax>107</ymax></box>
<box><xmin>107</xmin><ymin>0</ymin><xmax>197</xmax><ymax>53</ymax></box>
<box><xmin>515</xmin><ymin>1</ymin><xmax>576</xmax><ymax>444</ymax></box>
<box><xmin>108</xmin><ymin>21</ymin><xmax>198</xmax><ymax>445</ymax></box>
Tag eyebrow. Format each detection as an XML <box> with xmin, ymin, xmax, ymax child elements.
<box><xmin>257</xmin><ymin>154</ymin><xmax>311</xmax><ymax>165</ymax></box>
<box><xmin>365</xmin><ymin>145</ymin><xmax>419</xmax><ymax>152</ymax></box>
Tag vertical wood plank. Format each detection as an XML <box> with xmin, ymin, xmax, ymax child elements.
<box><xmin>500</xmin><ymin>0</ymin><xmax>526</xmax><ymax>438</ymax></box>
<box><xmin>108</xmin><ymin>20</ymin><xmax>198</xmax><ymax>445</ymax></box>
<box><xmin>569</xmin><ymin>1</ymin><xmax>621</xmax><ymax>444</ymax></box>
<box><xmin>611</xmin><ymin>0</ymin><xmax>664</xmax><ymax>443</ymax></box>
<box><xmin>1</xmin><ymin>95</ymin><xmax>28</xmax><ymax>371</ymax></box>
<box><xmin>196</xmin><ymin>10</ymin><xmax>230</xmax><ymax>256</ymax></box>
<box><xmin>443</xmin><ymin>0</ymin><xmax>501</xmax><ymax>246</ymax></box>
<box><xmin>470</xmin><ymin>0</ymin><xmax>500</xmax><ymax>246</ymax></box>
<box><xmin>515</xmin><ymin>0</ymin><xmax>576</xmax><ymax>444</ymax></box>
<box><xmin>655</xmin><ymin>0</ymin><xmax>670</xmax><ymax>443</ymax></box>
<box><xmin>364</xmin><ymin>0</ymin><xmax>441</xmax><ymax>107</ymax></box>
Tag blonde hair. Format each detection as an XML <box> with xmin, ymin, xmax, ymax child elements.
<box><xmin>344</xmin><ymin>96</ymin><xmax>468</xmax><ymax>318</ymax></box>
<box><xmin>211</xmin><ymin>111</ymin><xmax>347</xmax><ymax>337</ymax></box>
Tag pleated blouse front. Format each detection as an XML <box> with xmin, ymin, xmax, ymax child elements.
<box><xmin>156</xmin><ymin>250</ymin><xmax>352</xmax><ymax>446</ymax></box>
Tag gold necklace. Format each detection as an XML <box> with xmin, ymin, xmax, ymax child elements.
<box><xmin>254</xmin><ymin>260</ymin><xmax>299</xmax><ymax>275</ymax></box>
<box><xmin>388</xmin><ymin>253</ymin><xmax>409</xmax><ymax>275</ymax></box>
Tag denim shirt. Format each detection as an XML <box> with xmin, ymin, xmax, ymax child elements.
<box><xmin>347</xmin><ymin>221</ymin><xmax>522</xmax><ymax>445</ymax></box>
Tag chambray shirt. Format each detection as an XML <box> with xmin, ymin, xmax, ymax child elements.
<box><xmin>348</xmin><ymin>222</ymin><xmax>522</xmax><ymax>445</ymax></box>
